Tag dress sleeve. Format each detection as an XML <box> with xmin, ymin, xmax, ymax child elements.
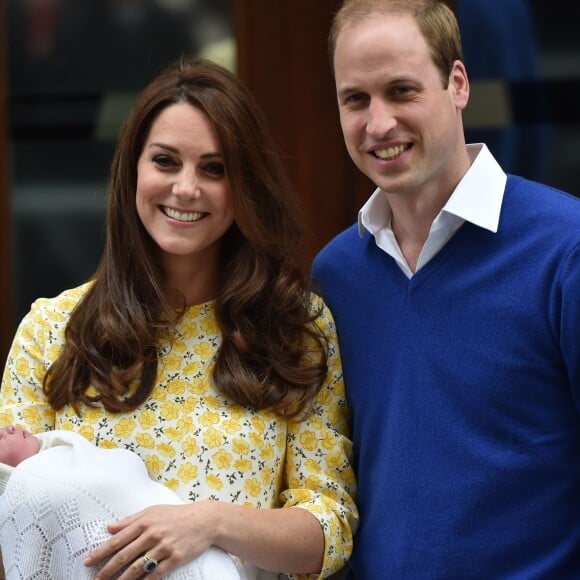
<box><xmin>0</xmin><ymin>298</ymin><xmax>57</xmax><ymax>432</ymax></box>
<box><xmin>281</xmin><ymin>297</ymin><xmax>358</xmax><ymax>578</ymax></box>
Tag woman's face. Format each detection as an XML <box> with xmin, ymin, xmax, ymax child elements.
<box><xmin>0</xmin><ymin>425</ymin><xmax>40</xmax><ymax>467</ymax></box>
<box><xmin>136</xmin><ymin>102</ymin><xmax>235</xmax><ymax>276</ymax></box>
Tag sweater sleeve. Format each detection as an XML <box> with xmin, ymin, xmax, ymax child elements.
<box><xmin>562</xmin><ymin>242</ymin><xmax>580</xmax><ymax>405</ymax></box>
<box><xmin>280</xmin><ymin>297</ymin><xmax>358</xmax><ymax>579</ymax></box>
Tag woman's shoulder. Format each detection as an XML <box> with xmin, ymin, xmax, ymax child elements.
<box><xmin>306</xmin><ymin>291</ymin><xmax>337</xmax><ymax>331</ymax></box>
<box><xmin>307</xmin><ymin>290</ymin><xmax>332</xmax><ymax>315</ymax></box>
<box><xmin>29</xmin><ymin>281</ymin><xmax>94</xmax><ymax>318</ymax></box>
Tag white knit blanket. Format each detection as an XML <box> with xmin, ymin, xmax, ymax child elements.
<box><xmin>0</xmin><ymin>431</ymin><xmax>245</xmax><ymax>580</ymax></box>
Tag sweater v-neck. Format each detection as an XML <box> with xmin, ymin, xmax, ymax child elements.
<box><xmin>369</xmin><ymin>221</ymin><xmax>477</xmax><ymax>294</ymax></box>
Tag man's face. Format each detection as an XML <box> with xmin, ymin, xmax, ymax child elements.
<box><xmin>0</xmin><ymin>425</ymin><xmax>40</xmax><ymax>467</ymax></box>
<box><xmin>334</xmin><ymin>12</ymin><xmax>469</xmax><ymax>200</ymax></box>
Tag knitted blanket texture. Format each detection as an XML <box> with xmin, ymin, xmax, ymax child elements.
<box><xmin>0</xmin><ymin>431</ymin><xmax>242</xmax><ymax>579</ymax></box>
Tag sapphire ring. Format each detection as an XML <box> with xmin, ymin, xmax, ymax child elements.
<box><xmin>142</xmin><ymin>553</ymin><xmax>158</xmax><ymax>574</ymax></box>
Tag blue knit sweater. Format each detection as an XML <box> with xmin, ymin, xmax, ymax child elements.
<box><xmin>313</xmin><ymin>175</ymin><xmax>580</xmax><ymax>579</ymax></box>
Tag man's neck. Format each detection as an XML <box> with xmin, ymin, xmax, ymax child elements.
<box><xmin>387</xmin><ymin>190</ymin><xmax>447</xmax><ymax>273</ymax></box>
<box><xmin>385</xmin><ymin>146</ymin><xmax>474</xmax><ymax>272</ymax></box>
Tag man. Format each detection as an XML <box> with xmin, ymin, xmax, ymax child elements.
<box><xmin>312</xmin><ymin>0</ymin><xmax>580</xmax><ymax>577</ymax></box>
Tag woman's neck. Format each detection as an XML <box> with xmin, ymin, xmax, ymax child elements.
<box><xmin>162</xmin><ymin>255</ymin><xmax>220</xmax><ymax>307</ymax></box>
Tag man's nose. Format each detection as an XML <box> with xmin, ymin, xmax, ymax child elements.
<box><xmin>366</xmin><ymin>99</ymin><xmax>397</xmax><ymax>138</ymax></box>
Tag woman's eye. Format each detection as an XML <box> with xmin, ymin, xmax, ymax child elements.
<box><xmin>205</xmin><ymin>162</ymin><xmax>225</xmax><ymax>177</ymax></box>
<box><xmin>152</xmin><ymin>154</ymin><xmax>174</xmax><ymax>167</ymax></box>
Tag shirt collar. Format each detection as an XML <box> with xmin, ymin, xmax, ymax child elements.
<box><xmin>358</xmin><ymin>143</ymin><xmax>507</xmax><ymax>237</ymax></box>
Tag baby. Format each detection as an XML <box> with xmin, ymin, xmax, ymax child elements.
<box><xmin>0</xmin><ymin>426</ymin><xmax>247</xmax><ymax>580</ymax></box>
<box><xmin>0</xmin><ymin>424</ymin><xmax>40</xmax><ymax>468</ymax></box>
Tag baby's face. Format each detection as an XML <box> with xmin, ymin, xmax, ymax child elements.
<box><xmin>0</xmin><ymin>425</ymin><xmax>41</xmax><ymax>466</ymax></box>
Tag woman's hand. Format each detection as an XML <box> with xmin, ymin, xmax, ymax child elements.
<box><xmin>85</xmin><ymin>499</ymin><xmax>324</xmax><ymax>578</ymax></box>
<box><xmin>84</xmin><ymin>501</ymin><xmax>218</xmax><ymax>580</ymax></box>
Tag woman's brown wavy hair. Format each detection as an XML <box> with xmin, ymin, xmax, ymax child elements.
<box><xmin>44</xmin><ymin>57</ymin><xmax>328</xmax><ymax>419</ymax></box>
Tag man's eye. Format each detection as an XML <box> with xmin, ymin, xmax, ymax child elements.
<box><xmin>344</xmin><ymin>93</ymin><xmax>367</xmax><ymax>105</ymax></box>
<box><xmin>393</xmin><ymin>86</ymin><xmax>415</xmax><ymax>98</ymax></box>
<box><xmin>205</xmin><ymin>162</ymin><xmax>225</xmax><ymax>177</ymax></box>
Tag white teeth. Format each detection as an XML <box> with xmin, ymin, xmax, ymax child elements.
<box><xmin>374</xmin><ymin>144</ymin><xmax>409</xmax><ymax>160</ymax></box>
<box><xmin>163</xmin><ymin>207</ymin><xmax>205</xmax><ymax>222</ymax></box>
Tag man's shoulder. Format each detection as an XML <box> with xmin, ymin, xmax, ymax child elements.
<box><xmin>507</xmin><ymin>175</ymin><xmax>580</xmax><ymax>209</ymax></box>
<box><xmin>506</xmin><ymin>175</ymin><xmax>580</xmax><ymax>232</ymax></box>
<box><xmin>314</xmin><ymin>223</ymin><xmax>362</xmax><ymax>264</ymax></box>
<box><xmin>312</xmin><ymin>224</ymin><xmax>372</xmax><ymax>300</ymax></box>
<box><xmin>326</xmin><ymin>222</ymin><xmax>361</xmax><ymax>244</ymax></box>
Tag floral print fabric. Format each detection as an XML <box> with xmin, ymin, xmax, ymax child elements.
<box><xmin>0</xmin><ymin>283</ymin><xmax>357</xmax><ymax>578</ymax></box>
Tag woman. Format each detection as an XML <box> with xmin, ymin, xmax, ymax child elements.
<box><xmin>0</xmin><ymin>57</ymin><xmax>356</xmax><ymax>579</ymax></box>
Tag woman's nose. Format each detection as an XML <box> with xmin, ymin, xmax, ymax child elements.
<box><xmin>172</xmin><ymin>171</ymin><xmax>201</xmax><ymax>199</ymax></box>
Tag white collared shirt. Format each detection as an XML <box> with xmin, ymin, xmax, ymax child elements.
<box><xmin>358</xmin><ymin>144</ymin><xmax>507</xmax><ymax>278</ymax></box>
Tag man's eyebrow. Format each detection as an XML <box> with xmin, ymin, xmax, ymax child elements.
<box><xmin>337</xmin><ymin>75</ymin><xmax>421</xmax><ymax>96</ymax></box>
<box><xmin>336</xmin><ymin>84</ymin><xmax>362</xmax><ymax>99</ymax></box>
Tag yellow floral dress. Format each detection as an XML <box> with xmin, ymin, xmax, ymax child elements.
<box><xmin>0</xmin><ymin>283</ymin><xmax>358</xmax><ymax>578</ymax></box>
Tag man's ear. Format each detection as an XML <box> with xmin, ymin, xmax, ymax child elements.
<box><xmin>450</xmin><ymin>60</ymin><xmax>469</xmax><ymax>111</ymax></box>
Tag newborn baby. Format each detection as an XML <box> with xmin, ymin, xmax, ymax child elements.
<box><xmin>0</xmin><ymin>426</ymin><xmax>247</xmax><ymax>580</ymax></box>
